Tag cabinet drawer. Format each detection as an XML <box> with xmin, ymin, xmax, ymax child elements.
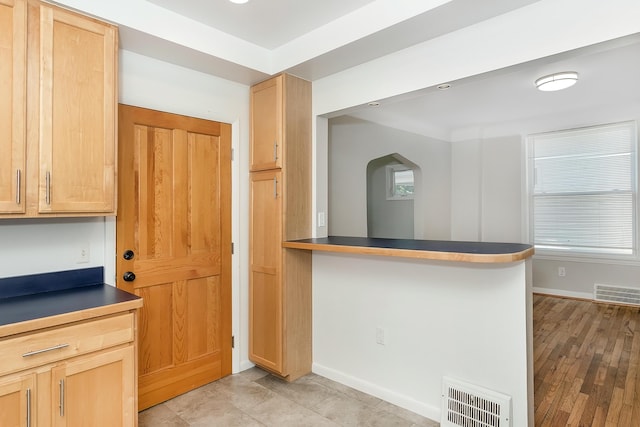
<box><xmin>0</xmin><ymin>313</ymin><xmax>133</xmax><ymax>376</ymax></box>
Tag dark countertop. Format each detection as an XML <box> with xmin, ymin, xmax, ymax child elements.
<box><xmin>0</xmin><ymin>267</ymin><xmax>142</xmax><ymax>336</ymax></box>
<box><xmin>0</xmin><ymin>283</ymin><xmax>140</xmax><ymax>328</ymax></box>
<box><xmin>283</xmin><ymin>236</ymin><xmax>534</xmax><ymax>263</ymax></box>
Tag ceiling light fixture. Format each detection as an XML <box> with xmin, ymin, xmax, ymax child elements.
<box><xmin>535</xmin><ymin>71</ymin><xmax>578</xmax><ymax>92</ymax></box>
<box><xmin>228</xmin><ymin>0</ymin><xmax>249</xmax><ymax>4</ymax></box>
<box><xmin>437</xmin><ymin>83</ymin><xmax>451</xmax><ymax>90</ymax></box>
<box><xmin>367</xmin><ymin>101</ymin><xmax>380</xmax><ymax>107</ymax></box>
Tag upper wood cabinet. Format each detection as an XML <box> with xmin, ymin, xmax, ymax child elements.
<box><xmin>250</xmin><ymin>76</ymin><xmax>282</xmax><ymax>171</ymax></box>
<box><xmin>250</xmin><ymin>74</ymin><xmax>312</xmax><ymax>172</ymax></box>
<box><xmin>0</xmin><ymin>0</ymin><xmax>27</xmax><ymax>213</ymax></box>
<box><xmin>0</xmin><ymin>0</ymin><xmax>118</xmax><ymax>218</ymax></box>
<box><xmin>37</xmin><ymin>3</ymin><xmax>117</xmax><ymax>214</ymax></box>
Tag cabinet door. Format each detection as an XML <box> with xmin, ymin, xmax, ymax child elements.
<box><xmin>38</xmin><ymin>4</ymin><xmax>117</xmax><ymax>213</ymax></box>
<box><xmin>249</xmin><ymin>170</ymin><xmax>284</xmax><ymax>372</ymax></box>
<box><xmin>51</xmin><ymin>346</ymin><xmax>135</xmax><ymax>427</ymax></box>
<box><xmin>250</xmin><ymin>75</ymin><xmax>282</xmax><ymax>171</ymax></box>
<box><xmin>0</xmin><ymin>0</ymin><xmax>26</xmax><ymax>213</ymax></box>
<box><xmin>0</xmin><ymin>373</ymin><xmax>35</xmax><ymax>427</ymax></box>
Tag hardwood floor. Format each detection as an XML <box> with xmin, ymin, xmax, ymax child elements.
<box><xmin>533</xmin><ymin>294</ymin><xmax>640</xmax><ymax>426</ymax></box>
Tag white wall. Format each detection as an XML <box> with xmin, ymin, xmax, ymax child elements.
<box><xmin>451</xmin><ymin>136</ymin><xmax>524</xmax><ymax>243</ymax></box>
<box><xmin>0</xmin><ymin>218</ymin><xmax>108</xmax><ymax>279</ymax></box>
<box><xmin>313</xmin><ymin>252</ymin><xmax>532</xmax><ymax>424</ymax></box>
<box><xmin>329</xmin><ymin>117</ymin><xmax>451</xmax><ymax>239</ymax></box>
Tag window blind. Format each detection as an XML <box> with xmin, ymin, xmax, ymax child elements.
<box><xmin>530</xmin><ymin>121</ymin><xmax>637</xmax><ymax>255</ymax></box>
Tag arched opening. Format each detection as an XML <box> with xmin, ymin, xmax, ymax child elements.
<box><xmin>366</xmin><ymin>153</ymin><xmax>421</xmax><ymax>239</ymax></box>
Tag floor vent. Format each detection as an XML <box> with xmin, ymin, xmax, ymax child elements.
<box><xmin>441</xmin><ymin>377</ymin><xmax>511</xmax><ymax>427</ymax></box>
<box><xmin>594</xmin><ymin>284</ymin><xmax>640</xmax><ymax>306</ymax></box>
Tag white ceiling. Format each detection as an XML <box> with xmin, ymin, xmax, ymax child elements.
<box><xmin>146</xmin><ymin>0</ymin><xmax>377</xmax><ymax>49</ymax></box>
<box><xmin>339</xmin><ymin>34</ymin><xmax>640</xmax><ymax>141</ymax></box>
<box><xmin>119</xmin><ymin>0</ymin><xmax>542</xmax><ymax>82</ymax></box>
<box><xmin>53</xmin><ymin>0</ymin><xmax>640</xmax><ymax>139</ymax></box>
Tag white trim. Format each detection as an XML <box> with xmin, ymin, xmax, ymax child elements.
<box><xmin>532</xmin><ymin>286</ymin><xmax>592</xmax><ymax>300</ymax></box>
<box><xmin>312</xmin><ymin>363</ymin><xmax>440</xmax><ymax>422</ymax></box>
<box><xmin>238</xmin><ymin>360</ymin><xmax>255</xmax><ymax>373</ymax></box>
<box><xmin>533</xmin><ymin>254</ymin><xmax>640</xmax><ymax>267</ymax></box>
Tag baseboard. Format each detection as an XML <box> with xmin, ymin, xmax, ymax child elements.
<box><xmin>532</xmin><ymin>287</ymin><xmax>592</xmax><ymax>301</ymax></box>
<box><xmin>312</xmin><ymin>363</ymin><xmax>440</xmax><ymax>422</ymax></box>
<box><xmin>236</xmin><ymin>359</ymin><xmax>255</xmax><ymax>374</ymax></box>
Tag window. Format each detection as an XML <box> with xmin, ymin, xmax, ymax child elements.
<box><xmin>529</xmin><ymin>121</ymin><xmax>637</xmax><ymax>256</ymax></box>
<box><xmin>386</xmin><ymin>165</ymin><xmax>414</xmax><ymax>200</ymax></box>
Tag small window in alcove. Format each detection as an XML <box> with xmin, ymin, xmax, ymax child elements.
<box><xmin>386</xmin><ymin>164</ymin><xmax>414</xmax><ymax>200</ymax></box>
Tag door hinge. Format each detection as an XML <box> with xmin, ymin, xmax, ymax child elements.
<box><xmin>231</xmin><ymin>335</ymin><xmax>235</xmax><ymax>348</ymax></box>
<box><xmin>231</xmin><ymin>148</ymin><xmax>234</xmax><ymax>161</ymax></box>
<box><xmin>231</xmin><ymin>242</ymin><xmax>234</xmax><ymax>254</ymax></box>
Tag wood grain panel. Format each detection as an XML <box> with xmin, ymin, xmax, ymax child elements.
<box><xmin>38</xmin><ymin>4</ymin><xmax>116</xmax><ymax>213</ymax></box>
<box><xmin>117</xmin><ymin>105</ymin><xmax>232</xmax><ymax>410</ymax></box>
<box><xmin>249</xmin><ymin>170</ymin><xmax>283</xmax><ymax>372</ymax></box>
<box><xmin>0</xmin><ymin>0</ymin><xmax>26</xmax><ymax>214</ymax></box>
<box><xmin>0</xmin><ymin>373</ymin><xmax>34</xmax><ymax>427</ymax></box>
<box><xmin>52</xmin><ymin>346</ymin><xmax>134</xmax><ymax>427</ymax></box>
<box><xmin>136</xmin><ymin>284</ymin><xmax>173</xmax><ymax>376</ymax></box>
<box><xmin>250</xmin><ymin>75</ymin><xmax>282</xmax><ymax>171</ymax></box>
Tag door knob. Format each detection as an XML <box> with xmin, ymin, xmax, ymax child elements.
<box><xmin>123</xmin><ymin>271</ymin><xmax>136</xmax><ymax>282</ymax></box>
<box><xmin>123</xmin><ymin>249</ymin><xmax>135</xmax><ymax>260</ymax></box>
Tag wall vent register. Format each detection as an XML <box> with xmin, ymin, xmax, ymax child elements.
<box><xmin>441</xmin><ymin>377</ymin><xmax>512</xmax><ymax>427</ymax></box>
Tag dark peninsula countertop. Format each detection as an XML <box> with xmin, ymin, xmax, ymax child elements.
<box><xmin>0</xmin><ymin>267</ymin><xmax>142</xmax><ymax>337</ymax></box>
<box><xmin>283</xmin><ymin>236</ymin><xmax>534</xmax><ymax>263</ymax></box>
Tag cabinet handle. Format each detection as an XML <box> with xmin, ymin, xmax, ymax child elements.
<box><xmin>273</xmin><ymin>177</ymin><xmax>278</xmax><ymax>199</ymax></box>
<box><xmin>273</xmin><ymin>140</ymin><xmax>278</xmax><ymax>162</ymax></box>
<box><xmin>59</xmin><ymin>379</ymin><xmax>65</xmax><ymax>417</ymax></box>
<box><xmin>16</xmin><ymin>169</ymin><xmax>21</xmax><ymax>205</ymax></box>
<box><xmin>45</xmin><ymin>171</ymin><xmax>51</xmax><ymax>205</ymax></box>
<box><xmin>26</xmin><ymin>388</ymin><xmax>31</xmax><ymax>427</ymax></box>
<box><xmin>22</xmin><ymin>343</ymin><xmax>69</xmax><ymax>357</ymax></box>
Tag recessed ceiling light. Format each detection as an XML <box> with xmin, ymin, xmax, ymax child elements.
<box><xmin>367</xmin><ymin>101</ymin><xmax>380</xmax><ymax>107</ymax></box>
<box><xmin>535</xmin><ymin>71</ymin><xmax>578</xmax><ymax>91</ymax></box>
<box><xmin>228</xmin><ymin>0</ymin><xmax>249</xmax><ymax>4</ymax></box>
<box><xmin>437</xmin><ymin>83</ymin><xmax>451</xmax><ymax>90</ymax></box>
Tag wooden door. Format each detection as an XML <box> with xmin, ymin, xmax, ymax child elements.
<box><xmin>38</xmin><ymin>4</ymin><xmax>117</xmax><ymax>213</ymax></box>
<box><xmin>249</xmin><ymin>170</ymin><xmax>283</xmax><ymax>372</ymax></box>
<box><xmin>250</xmin><ymin>75</ymin><xmax>282</xmax><ymax>171</ymax></box>
<box><xmin>0</xmin><ymin>0</ymin><xmax>26</xmax><ymax>213</ymax></box>
<box><xmin>51</xmin><ymin>347</ymin><xmax>135</xmax><ymax>427</ymax></box>
<box><xmin>117</xmin><ymin>105</ymin><xmax>232</xmax><ymax>410</ymax></box>
<box><xmin>0</xmin><ymin>373</ymin><xmax>34</xmax><ymax>427</ymax></box>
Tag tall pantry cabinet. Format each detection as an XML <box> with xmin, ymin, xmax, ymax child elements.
<box><xmin>249</xmin><ymin>74</ymin><xmax>312</xmax><ymax>381</ymax></box>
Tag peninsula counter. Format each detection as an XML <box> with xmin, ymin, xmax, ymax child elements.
<box><xmin>285</xmin><ymin>236</ymin><xmax>534</xmax><ymax>425</ymax></box>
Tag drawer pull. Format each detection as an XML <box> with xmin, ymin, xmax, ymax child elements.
<box><xmin>59</xmin><ymin>379</ymin><xmax>65</xmax><ymax>417</ymax></box>
<box><xmin>22</xmin><ymin>343</ymin><xmax>69</xmax><ymax>357</ymax></box>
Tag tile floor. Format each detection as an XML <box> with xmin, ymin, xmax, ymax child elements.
<box><xmin>138</xmin><ymin>367</ymin><xmax>439</xmax><ymax>426</ymax></box>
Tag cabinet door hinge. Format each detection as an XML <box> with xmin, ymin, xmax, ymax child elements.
<box><xmin>232</xmin><ymin>335</ymin><xmax>235</xmax><ymax>349</ymax></box>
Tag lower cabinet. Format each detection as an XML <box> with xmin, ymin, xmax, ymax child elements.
<box><xmin>0</xmin><ymin>313</ymin><xmax>138</xmax><ymax>427</ymax></box>
<box><xmin>0</xmin><ymin>374</ymin><xmax>34</xmax><ymax>427</ymax></box>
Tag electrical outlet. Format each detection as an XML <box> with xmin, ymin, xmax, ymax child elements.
<box><xmin>77</xmin><ymin>244</ymin><xmax>90</xmax><ymax>264</ymax></box>
<box><xmin>376</xmin><ymin>327</ymin><xmax>385</xmax><ymax>345</ymax></box>
<box><xmin>318</xmin><ymin>211</ymin><xmax>326</xmax><ymax>227</ymax></box>
<box><xmin>558</xmin><ymin>266</ymin><xmax>566</xmax><ymax>277</ymax></box>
